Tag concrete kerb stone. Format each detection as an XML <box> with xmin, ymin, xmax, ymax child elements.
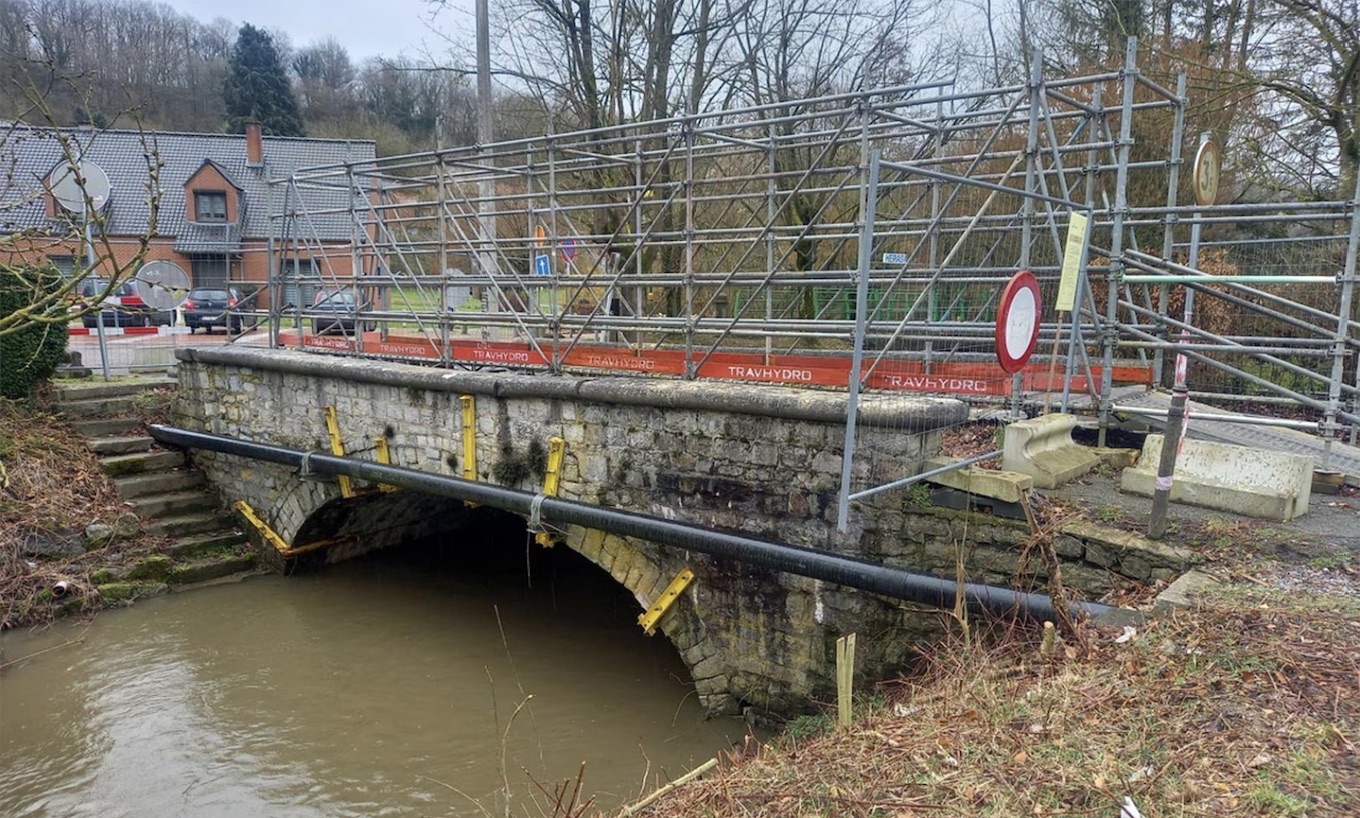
<box><xmin>1060</xmin><ymin>519</ymin><xmax>1200</xmax><ymax>582</ymax></box>
<box><xmin>923</xmin><ymin>456</ymin><xmax>1033</xmax><ymax>503</ymax></box>
<box><xmin>1120</xmin><ymin>434</ymin><xmax>1313</xmax><ymax>521</ymax></box>
<box><xmin>1152</xmin><ymin>568</ymin><xmax>1222</xmax><ymax>615</ymax></box>
<box><xmin>1001</xmin><ymin>413</ymin><xmax>1101</xmax><ymax>489</ymax></box>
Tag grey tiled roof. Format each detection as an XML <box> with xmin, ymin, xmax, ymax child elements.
<box><xmin>0</xmin><ymin>125</ymin><xmax>375</xmax><ymax>245</ymax></box>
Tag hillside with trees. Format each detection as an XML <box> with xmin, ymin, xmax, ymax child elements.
<box><xmin>0</xmin><ymin>0</ymin><xmax>1355</xmax><ymax>192</ymax></box>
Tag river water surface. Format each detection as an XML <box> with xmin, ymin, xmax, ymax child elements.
<box><xmin>0</xmin><ymin>537</ymin><xmax>749</xmax><ymax>817</ymax></box>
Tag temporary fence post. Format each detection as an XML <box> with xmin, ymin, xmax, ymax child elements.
<box><xmin>837</xmin><ymin>148</ymin><xmax>880</xmax><ymax>533</ymax></box>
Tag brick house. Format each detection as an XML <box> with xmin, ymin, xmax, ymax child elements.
<box><xmin>0</xmin><ymin>122</ymin><xmax>376</xmax><ymax>308</ymax></box>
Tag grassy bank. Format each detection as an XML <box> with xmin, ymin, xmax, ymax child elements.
<box><xmin>622</xmin><ymin>437</ymin><xmax>1360</xmax><ymax>816</ymax></box>
<box><xmin>631</xmin><ymin>586</ymin><xmax>1359</xmax><ymax>817</ymax></box>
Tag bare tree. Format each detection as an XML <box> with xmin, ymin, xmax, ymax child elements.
<box><xmin>0</xmin><ymin>69</ymin><xmax>161</xmax><ymax>339</ymax></box>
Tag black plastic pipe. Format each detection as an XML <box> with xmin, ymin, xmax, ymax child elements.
<box><xmin>150</xmin><ymin>424</ymin><xmax>1121</xmax><ymax>623</ymax></box>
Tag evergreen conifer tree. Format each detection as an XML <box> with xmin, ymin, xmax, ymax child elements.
<box><xmin>223</xmin><ymin>24</ymin><xmax>304</xmax><ymax>136</ymax></box>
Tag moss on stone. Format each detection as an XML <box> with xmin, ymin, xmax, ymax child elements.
<box><xmin>89</xmin><ymin>568</ymin><xmax>118</xmax><ymax>584</ymax></box>
<box><xmin>96</xmin><ymin>581</ymin><xmax>166</xmax><ymax>603</ymax></box>
<box><xmin>126</xmin><ymin>554</ymin><xmax>172</xmax><ymax>581</ymax></box>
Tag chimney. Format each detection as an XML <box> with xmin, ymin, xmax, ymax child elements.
<box><xmin>245</xmin><ymin>122</ymin><xmax>263</xmax><ymax>167</ymax></box>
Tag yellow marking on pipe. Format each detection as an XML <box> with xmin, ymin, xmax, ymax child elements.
<box><xmin>373</xmin><ymin>435</ymin><xmax>398</xmax><ymax>492</ymax></box>
<box><xmin>534</xmin><ymin>436</ymin><xmax>566</xmax><ymax>547</ymax></box>
<box><xmin>233</xmin><ymin>500</ymin><xmax>291</xmax><ymax>554</ymax></box>
<box><xmin>638</xmin><ymin>568</ymin><xmax>695</xmax><ymax>636</ymax></box>
<box><xmin>324</xmin><ymin>405</ymin><xmax>355</xmax><ymax>498</ymax></box>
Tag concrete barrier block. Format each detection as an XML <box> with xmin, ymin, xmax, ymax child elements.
<box><xmin>924</xmin><ymin>456</ymin><xmax>1033</xmax><ymax>503</ymax></box>
<box><xmin>1000</xmin><ymin>414</ymin><xmax>1101</xmax><ymax>489</ymax></box>
<box><xmin>1120</xmin><ymin>435</ymin><xmax>1312</xmax><ymax>521</ymax></box>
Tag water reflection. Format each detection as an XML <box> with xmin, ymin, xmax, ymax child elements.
<box><xmin>1</xmin><ymin>531</ymin><xmax>748</xmax><ymax>816</ymax></box>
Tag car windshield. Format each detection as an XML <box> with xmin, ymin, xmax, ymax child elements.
<box><xmin>316</xmin><ymin>290</ymin><xmax>356</xmax><ymax>305</ymax></box>
<box><xmin>81</xmin><ymin>279</ymin><xmax>135</xmax><ymax>297</ymax></box>
<box><xmin>192</xmin><ymin>289</ymin><xmax>230</xmax><ymax>300</ymax></box>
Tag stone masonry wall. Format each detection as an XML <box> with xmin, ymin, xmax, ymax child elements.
<box><xmin>171</xmin><ymin>347</ymin><xmax>1195</xmax><ymax>718</ymax></box>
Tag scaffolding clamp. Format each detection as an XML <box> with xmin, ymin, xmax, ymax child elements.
<box><xmin>534</xmin><ymin>436</ymin><xmax>566</xmax><ymax>547</ymax></box>
<box><xmin>324</xmin><ymin>405</ymin><xmax>355</xmax><ymax>498</ymax></box>
<box><xmin>638</xmin><ymin>569</ymin><xmax>695</xmax><ymax>636</ymax></box>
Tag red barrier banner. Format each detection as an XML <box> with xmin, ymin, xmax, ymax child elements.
<box><xmin>282</xmin><ymin>330</ymin><xmax>1153</xmax><ymax>398</ymax></box>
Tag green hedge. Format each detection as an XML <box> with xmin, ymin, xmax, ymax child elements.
<box><xmin>1</xmin><ymin>267</ymin><xmax>70</xmax><ymax>399</ymax></box>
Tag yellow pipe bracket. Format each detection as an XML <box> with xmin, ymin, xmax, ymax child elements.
<box><xmin>460</xmin><ymin>395</ymin><xmax>478</xmax><ymax>507</ymax></box>
<box><xmin>373</xmin><ymin>435</ymin><xmax>398</xmax><ymax>492</ymax></box>
<box><xmin>534</xmin><ymin>436</ymin><xmax>567</xmax><ymax>547</ymax></box>
<box><xmin>233</xmin><ymin>500</ymin><xmax>291</xmax><ymax>554</ymax></box>
<box><xmin>638</xmin><ymin>568</ymin><xmax>695</xmax><ymax>636</ymax></box>
<box><xmin>324</xmin><ymin>405</ymin><xmax>355</xmax><ymax>498</ymax></box>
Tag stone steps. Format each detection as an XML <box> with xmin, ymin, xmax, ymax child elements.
<box><xmin>114</xmin><ymin>470</ymin><xmax>206</xmax><ymax>498</ymax></box>
<box><xmin>147</xmin><ymin>511</ymin><xmax>235</xmax><ymax>539</ymax></box>
<box><xmin>100</xmin><ymin>450</ymin><xmax>185</xmax><ymax>477</ymax></box>
<box><xmin>58</xmin><ymin>396</ymin><xmax>140</xmax><ymax>418</ymax></box>
<box><xmin>165</xmin><ymin>530</ymin><xmax>248</xmax><ymax>560</ymax></box>
<box><xmin>52</xmin><ymin>378</ymin><xmax>262</xmax><ymax>593</ymax></box>
<box><xmin>54</xmin><ymin>378</ymin><xmax>176</xmax><ymax>402</ymax></box>
<box><xmin>128</xmin><ymin>489</ymin><xmax>219</xmax><ymax>518</ymax></box>
<box><xmin>168</xmin><ymin>552</ymin><xmax>259</xmax><ymax>586</ymax></box>
<box><xmin>71</xmin><ymin>417</ymin><xmax>144</xmax><ymax>437</ymax></box>
<box><xmin>90</xmin><ymin>435</ymin><xmax>156</xmax><ymax>456</ymax></box>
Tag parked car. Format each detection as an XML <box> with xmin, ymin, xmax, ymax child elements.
<box><xmin>79</xmin><ymin>278</ymin><xmax>173</xmax><ymax>328</ymax></box>
<box><xmin>310</xmin><ymin>287</ymin><xmax>372</xmax><ymax>335</ymax></box>
<box><xmin>183</xmin><ymin>287</ymin><xmax>243</xmax><ymax>334</ymax></box>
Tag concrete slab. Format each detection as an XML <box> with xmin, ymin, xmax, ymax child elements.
<box><xmin>1120</xmin><ymin>435</ymin><xmax>1313</xmax><ymax>521</ymax></box>
<box><xmin>924</xmin><ymin>456</ymin><xmax>1033</xmax><ymax>503</ymax></box>
<box><xmin>1093</xmin><ymin>447</ymin><xmax>1140</xmax><ymax>469</ymax></box>
<box><xmin>1152</xmin><ymin>569</ymin><xmax>1222</xmax><ymax>614</ymax></box>
<box><xmin>1001</xmin><ymin>414</ymin><xmax>1101</xmax><ymax>489</ymax></box>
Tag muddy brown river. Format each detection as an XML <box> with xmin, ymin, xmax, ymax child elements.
<box><xmin>0</xmin><ymin>535</ymin><xmax>750</xmax><ymax>816</ymax></box>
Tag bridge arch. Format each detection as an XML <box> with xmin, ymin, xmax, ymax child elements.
<box><xmin>273</xmin><ymin>485</ymin><xmax>719</xmax><ymax>705</ymax></box>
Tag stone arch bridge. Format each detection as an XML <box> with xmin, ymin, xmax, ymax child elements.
<box><xmin>170</xmin><ymin>347</ymin><xmax>1189</xmax><ymax>717</ymax></box>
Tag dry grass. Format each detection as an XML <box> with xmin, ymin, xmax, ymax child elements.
<box><xmin>631</xmin><ymin>593</ymin><xmax>1360</xmax><ymax>817</ymax></box>
<box><xmin>939</xmin><ymin>422</ymin><xmax>1004</xmax><ymax>469</ymax></box>
<box><xmin>0</xmin><ymin>396</ymin><xmax>158</xmax><ymax>630</ymax></box>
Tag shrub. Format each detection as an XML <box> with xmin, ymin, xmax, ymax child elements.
<box><xmin>0</xmin><ymin>266</ymin><xmax>70</xmax><ymax>399</ymax></box>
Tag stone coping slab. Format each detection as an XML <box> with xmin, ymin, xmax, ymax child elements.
<box><xmin>176</xmin><ymin>346</ymin><xmax>968</xmax><ymax>429</ymax></box>
<box><xmin>924</xmin><ymin>456</ymin><xmax>1033</xmax><ymax>503</ymax></box>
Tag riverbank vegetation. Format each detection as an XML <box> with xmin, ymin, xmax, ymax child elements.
<box><xmin>633</xmin><ymin>584</ymin><xmax>1359</xmax><ymax>817</ymax></box>
<box><xmin>0</xmin><ymin>394</ymin><xmax>159</xmax><ymax>631</ymax></box>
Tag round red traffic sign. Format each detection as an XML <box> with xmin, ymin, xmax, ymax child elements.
<box><xmin>995</xmin><ymin>270</ymin><xmax>1041</xmax><ymax>373</ymax></box>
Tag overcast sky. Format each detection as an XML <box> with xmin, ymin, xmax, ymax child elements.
<box><xmin>163</xmin><ymin>0</ymin><xmax>472</xmax><ymax>62</ymax></box>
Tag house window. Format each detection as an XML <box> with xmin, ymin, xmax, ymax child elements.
<box><xmin>195</xmin><ymin>191</ymin><xmax>228</xmax><ymax>223</ymax></box>
<box><xmin>47</xmin><ymin>255</ymin><xmax>76</xmax><ymax>277</ymax></box>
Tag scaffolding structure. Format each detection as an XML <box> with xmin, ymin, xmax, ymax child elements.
<box><xmin>255</xmin><ymin>40</ymin><xmax>1360</xmax><ymax>514</ymax></box>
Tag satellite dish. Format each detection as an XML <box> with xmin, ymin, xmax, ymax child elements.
<box><xmin>133</xmin><ymin>260</ymin><xmax>191</xmax><ymax>310</ymax></box>
<box><xmin>49</xmin><ymin>159</ymin><xmax>112</xmax><ymax>214</ymax></box>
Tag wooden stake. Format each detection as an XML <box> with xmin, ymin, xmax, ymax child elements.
<box><xmin>836</xmin><ymin>633</ymin><xmax>856</xmax><ymax>727</ymax></box>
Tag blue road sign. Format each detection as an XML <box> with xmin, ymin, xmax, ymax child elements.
<box><xmin>534</xmin><ymin>254</ymin><xmax>551</xmax><ymax>276</ymax></box>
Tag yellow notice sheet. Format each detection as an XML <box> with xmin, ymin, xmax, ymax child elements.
<box><xmin>1056</xmin><ymin>211</ymin><xmax>1089</xmax><ymax>312</ymax></box>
